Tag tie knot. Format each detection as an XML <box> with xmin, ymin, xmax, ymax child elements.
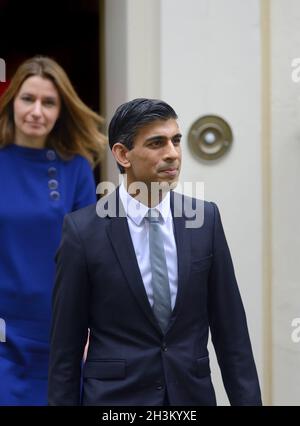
<box><xmin>147</xmin><ymin>209</ymin><xmax>160</xmax><ymax>223</ymax></box>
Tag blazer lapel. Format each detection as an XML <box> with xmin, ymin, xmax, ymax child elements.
<box><xmin>102</xmin><ymin>189</ymin><xmax>161</xmax><ymax>332</ymax></box>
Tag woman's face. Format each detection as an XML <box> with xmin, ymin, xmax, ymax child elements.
<box><xmin>13</xmin><ymin>75</ymin><xmax>61</xmax><ymax>148</ymax></box>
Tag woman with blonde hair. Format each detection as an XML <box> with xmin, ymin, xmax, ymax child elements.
<box><xmin>0</xmin><ymin>56</ymin><xmax>106</xmax><ymax>405</ymax></box>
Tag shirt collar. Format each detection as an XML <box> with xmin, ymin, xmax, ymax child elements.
<box><xmin>119</xmin><ymin>181</ymin><xmax>171</xmax><ymax>226</ymax></box>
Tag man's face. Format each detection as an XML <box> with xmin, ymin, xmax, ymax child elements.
<box><xmin>125</xmin><ymin>118</ymin><xmax>182</xmax><ymax>190</ymax></box>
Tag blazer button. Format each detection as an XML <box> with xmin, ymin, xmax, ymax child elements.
<box><xmin>46</xmin><ymin>150</ymin><xmax>56</xmax><ymax>161</ymax></box>
<box><xmin>50</xmin><ymin>190</ymin><xmax>60</xmax><ymax>201</ymax></box>
<box><xmin>48</xmin><ymin>167</ymin><xmax>57</xmax><ymax>178</ymax></box>
<box><xmin>48</xmin><ymin>179</ymin><xmax>59</xmax><ymax>190</ymax></box>
<box><xmin>156</xmin><ymin>385</ymin><xmax>164</xmax><ymax>391</ymax></box>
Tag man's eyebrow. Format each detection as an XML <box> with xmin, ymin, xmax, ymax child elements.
<box><xmin>145</xmin><ymin>133</ymin><xmax>182</xmax><ymax>142</ymax></box>
<box><xmin>172</xmin><ymin>133</ymin><xmax>182</xmax><ymax>139</ymax></box>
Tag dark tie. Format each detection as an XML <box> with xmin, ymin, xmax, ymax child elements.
<box><xmin>146</xmin><ymin>209</ymin><xmax>172</xmax><ymax>333</ymax></box>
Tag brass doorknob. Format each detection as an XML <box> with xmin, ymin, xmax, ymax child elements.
<box><xmin>188</xmin><ymin>115</ymin><xmax>233</xmax><ymax>160</ymax></box>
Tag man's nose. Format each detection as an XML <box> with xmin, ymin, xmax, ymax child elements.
<box><xmin>164</xmin><ymin>140</ymin><xmax>180</xmax><ymax>159</ymax></box>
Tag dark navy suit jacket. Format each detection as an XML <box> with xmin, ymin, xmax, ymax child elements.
<box><xmin>48</xmin><ymin>190</ymin><xmax>262</xmax><ymax>405</ymax></box>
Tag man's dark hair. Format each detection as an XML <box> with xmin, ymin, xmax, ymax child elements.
<box><xmin>108</xmin><ymin>98</ymin><xmax>178</xmax><ymax>173</ymax></box>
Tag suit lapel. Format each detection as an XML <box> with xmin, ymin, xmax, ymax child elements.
<box><xmin>169</xmin><ymin>191</ymin><xmax>191</xmax><ymax>325</ymax></box>
<box><xmin>103</xmin><ymin>189</ymin><xmax>161</xmax><ymax>332</ymax></box>
<box><xmin>98</xmin><ymin>189</ymin><xmax>192</xmax><ymax>334</ymax></box>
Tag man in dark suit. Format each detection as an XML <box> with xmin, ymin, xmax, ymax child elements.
<box><xmin>48</xmin><ymin>98</ymin><xmax>262</xmax><ymax>406</ymax></box>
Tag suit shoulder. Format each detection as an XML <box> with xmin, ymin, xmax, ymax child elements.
<box><xmin>172</xmin><ymin>191</ymin><xmax>219</xmax><ymax>229</ymax></box>
<box><xmin>65</xmin><ymin>203</ymin><xmax>98</xmax><ymax>230</ymax></box>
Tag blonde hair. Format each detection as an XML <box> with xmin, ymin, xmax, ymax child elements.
<box><xmin>0</xmin><ymin>56</ymin><xmax>106</xmax><ymax>166</ymax></box>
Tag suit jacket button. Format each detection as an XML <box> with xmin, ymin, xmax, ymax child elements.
<box><xmin>156</xmin><ymin>385</ymin><xmax>164</xmax><ymax>390</ymax></box>
<box><xmin>161</xmin><ymin>343</ymin><xmax>168</xmax><ymax>352</ymax></box>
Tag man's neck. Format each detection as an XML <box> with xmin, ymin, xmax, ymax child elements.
<box><xmin>125</xmin><ymin>184</ymin><xmax>169</xmax><ymax>208</ymax></box>
<box><xmin>122</xmin><ymin>175</ymin><xmax>176</xmax><ymax>207</ymax></box>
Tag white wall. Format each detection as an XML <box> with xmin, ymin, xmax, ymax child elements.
<box><xmin>105</xmin><ymin>0</ymin><xmax>264</xmax><ymax>405</ymax></box>
<box><xmin>271</xmin><ymin>0</ymin><xmax>300</xmax><ymax>405</ymax></box>
<box><xmin>160</xmin><ymin>0</ymin><xmax>263</xmax><ymax>405</ymax></box>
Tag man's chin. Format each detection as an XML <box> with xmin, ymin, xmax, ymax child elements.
<box><xmin>155</xmin><ymin>179</ymin><xmax>178</xmax><ymax>192</ymax></box>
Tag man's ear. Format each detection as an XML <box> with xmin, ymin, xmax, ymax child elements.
<box><xmin>111</xmin><ymin>143</ymin><xmax>131</xmax><ymax>170</ymax></box>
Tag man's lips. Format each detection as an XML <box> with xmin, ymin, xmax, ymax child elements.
<box><xmin>158</xmin><ymin>167</ymin><xmax>178</xmax><ymax>176</ymax></box>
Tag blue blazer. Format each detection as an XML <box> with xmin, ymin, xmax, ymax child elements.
<box><xmin>48</xmin><ymin>190</ymin><xmax>262</xmax><ymax>405</ymax></box>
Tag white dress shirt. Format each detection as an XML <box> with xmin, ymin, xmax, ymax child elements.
<box><xmin>119</xmin><ymin>182</ymin><xmax>178</xmax><ymax>309</ymax></box>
